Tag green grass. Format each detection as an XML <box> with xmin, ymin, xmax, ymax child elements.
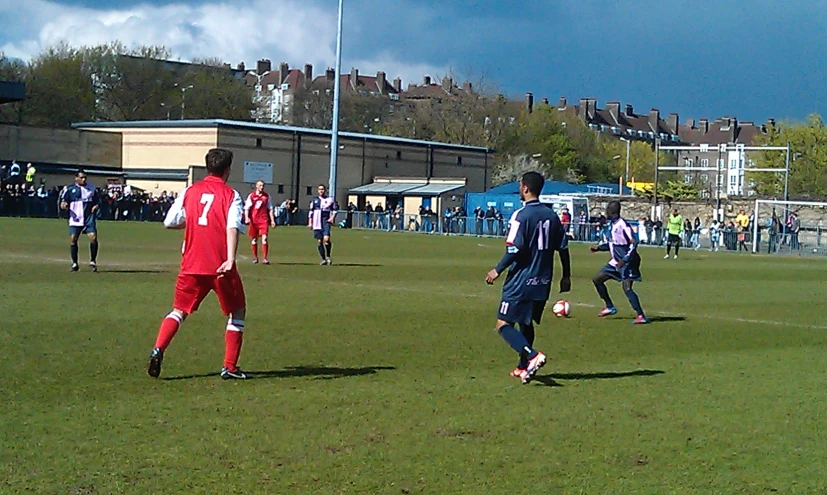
<box><xmin>2</xmin><ymin>217</ymin><xmax>827</xmax><ymax>494</ymax></box>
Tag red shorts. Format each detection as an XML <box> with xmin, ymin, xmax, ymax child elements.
<box><xmin>248</xmin><ymin>221</ymin><xmax>269</xmax><ymax>239</ymax></box>
<box><xmin>173</xmin><ymin>270</ymin><xmax>246</xmax><ymax>316</ymax></box>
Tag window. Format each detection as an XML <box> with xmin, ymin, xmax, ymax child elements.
<box><xmin>684</xmin><ymin>158</ymin><xmax>694</xmax><ymax>168</ymax></box>
<box><xmin>701</xmin><ymin>174</ymin><xmax>709</xmax><ymax>183</ymax></box>
<box><xmin>267</xmin><ymin>84</ymin><xmax>275</xmax><ymax>91</ymax></box>
<box><xmin>684</xmin><ymin>174</ymin><xmax>692</xmax><ymax>184</ymax></box>
<box><xmin>717</xmin><ymin>158</ymin><xmax>725</xmax><ymax>169</ymax></box>
<box><xmin>730</xmin><ymin>175</ymin><xmax>737</xmax><ymax>185</ymax></box>
<box><xmin>717</xmin><ymin>175</ymin><xmax>724</xmax><ymax>186</ymax></box>
<box><xmin>278</xmin><ymin>184</ymin><xmax>284</xmax><ymax>194</ymax></box>
<box><xmin>457</xmin><ymin>156</ymin><xmax>463</xmax><ymax>165</ymax></box>
<box><xmin>255</xmin><ymin>138</ymin><xmax>262</xmax><ymax>148</ymax></box>
<box><xmin>701</xmin><ymin>159</ymin><xmax>709</xmax><ymax>168</ymax></box>
<box><xmin>306</xmin><ymin>186</ymin><xmax>312</xmax><ymax>195</ymax></box>
<box><xmin>730</xmin><ymin>159</ymin><xmax>737</xmax><ymax>170</ymax></box>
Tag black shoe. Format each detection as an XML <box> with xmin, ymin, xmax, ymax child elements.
<box><xmin>147</xmin><ymin>348</ymin><xmax>164</xmax><ymax>378</ymax></box>
<box><xmin>70</xmin><ymin>263</ymin><xmax>79</xmax><ymax>272</ymax></box>
<box><xmin>89</xmin><ymin>261</ymin><xmax>97</xmax><ymax>272</ymax></box>
<box><xmin>221</xmin><ymin>367</ymin><xmax>247</xmax><ymax>380</ymax></box>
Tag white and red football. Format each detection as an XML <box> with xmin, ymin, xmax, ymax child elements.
<box><xmin>552</xmin><ymin>300</ymin><xmax>571</xmax><ymax>318</ymax></box>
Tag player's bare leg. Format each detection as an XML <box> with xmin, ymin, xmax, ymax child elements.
<box><xmin>251</xmin><ymin>238</ymin><xmax>258</xmax><ymax>263</ymax></box>
<box><xmin>87</xmin><ymin>232</ymin><xmax>98</xmax><ymax>272</ymax></box>
<box><xmin>261</xmin><ymin>234</ymin><xmax>270</xmax><ymax>264</ymax></box>
<box><xmin>69</xmin><ymin>233</ymin><xmax>80</xmax><ymax>271</ymax></box>
<box><xmin>148</xmin><ymin>308</ymin><xmax>188</xmax><ymax>378</ymax></box>
<box><xmin>221</xmin><ymin>307</ymin><xmax>246</xmax><ymax>379</ymax></box>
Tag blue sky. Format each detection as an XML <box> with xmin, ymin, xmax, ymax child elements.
<box><xmin>1</xmin><ymin>0</ymin><xmax>823</xmax><ymax>123</ymax></box>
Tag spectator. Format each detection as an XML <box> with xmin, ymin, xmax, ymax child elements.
<box><xmin>25</xmin><ymin>163</ymin><xmax>36</xmax><ymax>186</ymax></box>
<box><xmin>790</xmin><ymin>213</ymin><xmax>800</xmax><ymax>250</ymax></box>
<box><xmin>692</xmin><ymin>216</ymin><xmax>701</xmax><ymax>250</ymax></box>
<box><xmin>709</xmin><ymin>218</ymin><xmax>720</xmax><ymax>251</ymax></box>
<box><xmin>485</xmin><ymin>205</ymin><xmax>496</xmax><ymax>235</ymax></box>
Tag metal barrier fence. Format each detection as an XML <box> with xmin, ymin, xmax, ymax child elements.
<box><xmin>335</xmin><ymin>210</ymin><xmax>827</xmax><ymax>256</ymax></box>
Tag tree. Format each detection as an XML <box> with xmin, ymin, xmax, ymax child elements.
<box><xmin>22</xmin><ymin>43</ymin><xmax>96</xmax><ymax>127</ymax></box>
<box><xmin>0</xmin><ymin>53</ymin><xmax>27</xmax><ymax>125</ymax></box>
<box><xmin>496</xmin><ymin>106</ymin><xmax>577</xmax><ymax>182</ymax></box>
<box><xmin>751</xmin><ymin>114</ymin><xmax>827</xmax><ymax>199</ymax></box>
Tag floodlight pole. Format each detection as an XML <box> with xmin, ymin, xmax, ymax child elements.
<box><xmin>784</xmin><ymin>142</ymin><xmax>790</xmax><ymax>203</ymax></box>
<box><xmin>653</xmin><ymin>138</ymin><xmax>659</xmax><ymax>218</ymax></box>
<box><xmin>328</xmin><ymin>0</ymin><xmax>344</xmax><ymax>200</ymax></box>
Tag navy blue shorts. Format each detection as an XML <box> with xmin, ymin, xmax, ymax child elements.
<box><xmin>313</xmin><ymin>222</ymin><xmax>332</xmax><ymax>240</ymax></box>
<box><xmin>600</xmin><ymin>260</ymin><xmax>642</xmax><ymax>282</ymax></box>
<box><xmin>69</xmin><ymin>218</ymin><xmax>97</xmax><ymax>236</ymax></box>
<box><xmin>497</xmin><ymin>299</ymin><xmax>546</xmax><ymax>326</ymax></box>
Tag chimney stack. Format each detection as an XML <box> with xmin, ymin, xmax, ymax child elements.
<box><xmin>325</xmin><ymin>67</ymin><xmax>335</xmax><ymax>82</ymax></box>
<box><xmin>376</xmin><ymin>71</ymin><xmax>386</xmax><ymax>94</ymax></box>
<box><xmin>525</xmin><ymin>92</ymin><xmax>534</xmax><ymax>113</ymax></box>
<box><xmin>586</xmin><ymin>98</ymin><xmax>597</xmax><ymax>119</ymax></box>
<box><xmin>686</xmin><ymin>118</ymin><xmax>695</xmax><ymax>129</ymax></box>
<box><xmin>541</xmin><ymin>97</ymin><xmax>549</xmax><ymax>105</ymax></box>
<box><xmin>350</xmin><ymin>67</ymin><xmax>358</xmax><ymax>89</ymax></box>
<box><xmin>728</xmin><ymin>117</ymin><xmax>738</xmax><ymax>142</ymax></box>
<box><xmin>649</xmin><ymin>108</ymin><xmax>660</xmax><ymax>133</ymax></box>
<box><xmin>699</xmin><ymin>119</ymin><xmax>709</xmax><ymax>134</ymax></box>
<box><xmin>578</xmin><ymin>98</ymin><xmax>588</xmax><ymax>121</ymax></box>
<box><xmin>442</xmin><ymin>76</ymin><xmax>453</xmax><ymax>91</ymax></box>
<box><xmin>279</xmin><ymin>62</ymin><xmax>289</xmax><ymax>83</ymax></box>
<box><xmin>558</xmin><ymin>96</ymin><xmax>567</xmax><ymax>109</ymax></box>
<box><xmin>606</xmin><ymin>101</ymin><xmax>620</xmax><ymax>124</ymax></box>
<box><xmin>237</xmin><ymin>61</ymin><xmax>245</xmax><ymax>72</ymax></box>
<box><xmin>393</xmin><ymin>77</ymin><xmax>402</xmax><ymax>92</ymax></box>
<box><xmin>304</xmin><ymin>64</ymin><xmax>313</xmax><ymax>83</ymax></box>
<box><xmin>256</xmin><ymin>59</ymin><xmax>271</xmax><ymax>75</ymax></box>
<box><xmin>667</xmin><ymin>113</ymin><xmax>679</xmax><ymax>134</ymax></box>
<box><xmin>625</xmin><ymin>104</ymin><xmax>634</xmax><ymax>116</ymax></box>
<box><xmin>423</xmin><ymin>75</ymin><xmax>431</xmax><ymax>85</ymax></box>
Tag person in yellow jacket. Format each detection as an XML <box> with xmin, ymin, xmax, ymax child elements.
<box><xmin>665</xmin><ymin>208</ymin><xmax>683</xmax><ymax>259</ymax></box>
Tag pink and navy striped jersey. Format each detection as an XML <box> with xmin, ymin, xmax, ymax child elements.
<box><xmin>309</xmin><ymin>195</ymin><xmax>338</xmax><ymax>229</ymax></box>
<box><xmin>607</xmin><ymin>217</ymin><xmax>637</xmax><ymax>267</ymax></box>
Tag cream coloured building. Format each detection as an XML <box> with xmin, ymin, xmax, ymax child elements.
<box><xmin>70</xmin><ymin>120</ymin><xmax>493</xmax><ymax>209</ymax></box>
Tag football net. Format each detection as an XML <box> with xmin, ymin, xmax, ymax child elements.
<box><xmin>752</xmin><ymin>199</ymin><xmax>827</xmax><ymax>255</ymax></box>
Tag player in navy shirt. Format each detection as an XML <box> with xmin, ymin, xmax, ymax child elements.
<box><xmin>486</xmin><ymin>172</ymin><xmax>571</xmax><ymax>384</ymax></box>
<box><xmin>308</xmin><ymin>184</ymin><xmax>338</xmax><ymax>265</ymax></box>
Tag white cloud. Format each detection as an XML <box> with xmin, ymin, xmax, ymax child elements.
<box><xmin>0</xmin><ymin>0</ymin><xmax>445</xmax><ymax>87</ymax></box>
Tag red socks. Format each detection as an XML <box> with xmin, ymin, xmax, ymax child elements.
<box><xmin>251</xmin><ymin>241</ymin><xmax>258</xmax><ymax>260</ymax></box>
<box><xmin>154</xmin><ymin>312</ymin><xmax>183</xmax><ymax>350</ymax></box>
<box><xmin>224</xmin><ymin>318</ymin><xmax>245</xmax><ymax>371</ymax></box>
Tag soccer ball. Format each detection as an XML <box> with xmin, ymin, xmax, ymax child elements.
<box><xmin>552</xmin><ymin>300</ymin><xmax>571</xmax><ymax>318</ymax></box>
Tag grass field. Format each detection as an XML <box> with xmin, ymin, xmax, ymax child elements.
<box><xmin>2</xmin><ymin>217</ymin><xmax>827</xmax><ymax>494</ymax></box>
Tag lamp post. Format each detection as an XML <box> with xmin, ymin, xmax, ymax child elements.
<box><xmin>328</xmin><ymin>0</ymin><xmax>344</xmax><ymax>199</ymax></box>
<box><xmin>180</xmin><ymin>85</ymin><xmax>194</xmax><ymax>120</ymax></box>
<box><xmin>620</xmin><ymin>137</ymin><xmax>631</xmax><ymax>193</ymax></box>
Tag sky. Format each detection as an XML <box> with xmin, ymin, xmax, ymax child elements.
<box><xmin>0</xmin><ymin>0</ymin><xmax>824</xmax><ymax>123</ymax></box>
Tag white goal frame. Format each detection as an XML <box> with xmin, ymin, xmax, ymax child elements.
<box><xmin>752</xmin><ymin>199</ymin><xmax>827</xmax><ymax>253</ymax></box>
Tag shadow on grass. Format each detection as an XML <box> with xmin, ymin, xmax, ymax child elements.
<box><xmin>162</xmin><ymin>365</ymin><xmax>396</xmax><ymax>381</ymax></box>
<box><xmin>533</xmin><ymin>369</ymin><xmax>664</xmax><ymax>387</ymax></box>
<box><xmin>273</xmin><ymin>262</ymin><xmax>383</xmax><ymax>267</ymax></box>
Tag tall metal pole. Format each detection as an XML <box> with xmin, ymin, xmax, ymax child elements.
<box><xmin>784</xmin><ymin>142</ymin><xmax>790</xmax><ymax>203</ymax></box>
<box><xmin>716</xmin><ymin>146</ymin><xmax>722</xmax><ymax>221</ymax></box>
<box><xmin>328</xmin><ymin>0</ymin><xmax>344</xmax><ymax>199</ymax></box>
<box><xmin>624</xmin><ymin>138</ymin><xmax>631</xmax><ymax>194</ymax></box>
<box><xmin>653</xmin><ymin>138</ymin><xmax>659</xmax><ymax>219</ymax></box>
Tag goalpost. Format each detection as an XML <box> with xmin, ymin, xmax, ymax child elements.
<box><xmin>752</xmin><ymin>199</ymin><xmax>827</xmax><ymax>255</ymax></box>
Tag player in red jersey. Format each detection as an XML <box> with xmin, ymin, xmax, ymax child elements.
<box><xmin>244</xmin><ymin>180</ymin><xmax>276</xmax><ymax>264</ymax></box>
<box><xmin>147</xmin><ymin>148</ymin><xmax>248</xmax><ymax>380</ymax></box>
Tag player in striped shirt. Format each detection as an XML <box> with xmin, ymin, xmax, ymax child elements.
<box><xmin>59</xmin><ymin>170</ymin><xmax>101</xmax><ymax>272</ymax></box>
<box><xmin>308</xmin><ymin>184</ymin><xmax>338</xmax><ymax>265</ymax></box>
<box><xmin>589</xmin><ymin>200</ymin><xmax>649</xmax><ymax>324</ymax></box>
